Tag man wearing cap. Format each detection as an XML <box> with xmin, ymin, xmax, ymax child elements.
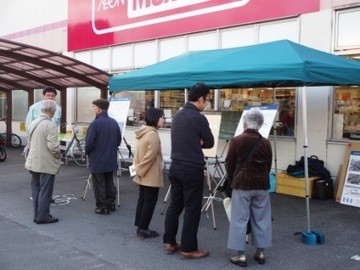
<box><xmin>85</xmin><ymin>98</ymin><xmax>122</xmax><ymax>215</ymax></box>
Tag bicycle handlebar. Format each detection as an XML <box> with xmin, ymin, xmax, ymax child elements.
<box><xmin>61</xmin><ymin>122</ymin><xmax>91</xmax><ymax>127</ymax></box>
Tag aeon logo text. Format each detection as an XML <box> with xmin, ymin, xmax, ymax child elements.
<box><xmin>97</xmin><ymin>0</ymin><xmax>123</xmax><ymax>11</ymax></box>
<box><xmin>92</xmin><ymin>0</ymin><xmax>251</xmax><ymax>35</ymax></box>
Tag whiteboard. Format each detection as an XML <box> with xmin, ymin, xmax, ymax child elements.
<box><xmin>234</xmin><ymin>105</ymin><xmax>279</xmax><ymax>138</ymax></box>
<box><xmin>203</xmin><ymin>114</ymin><xmax>222</xmax><ymax>158</ymax></box>
<box><xmin>108</xmin><ymin>97</ymin><xmax>131</xmax><ymax>143</ymax></box>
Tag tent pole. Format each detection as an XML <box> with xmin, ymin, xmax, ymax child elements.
<box><xmin>301</xmin><ymin>86</ymin><xmax>311</xmax><ymax>232</ymax></box>
<box><xmin>272</xmin><ymin>87</ymin><xmax>278</xmax><ymax>173</ymax></box>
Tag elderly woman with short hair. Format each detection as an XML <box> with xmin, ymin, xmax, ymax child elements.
<box><xmin>225</xmin><ymin>107</ymin><xmax>273</xmax><ymax>267</ymax></box>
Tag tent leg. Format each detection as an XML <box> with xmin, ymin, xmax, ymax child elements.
<box><xmin>272</xmin><ymin>87</ymin><xmax>278</xmax><ymax>173</ymax></box>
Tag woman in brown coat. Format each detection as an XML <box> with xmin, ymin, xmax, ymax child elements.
<box><xmin>133</xmin><ymin>108</ymin><xmax>164</xmax><ymax>238</ymax></box>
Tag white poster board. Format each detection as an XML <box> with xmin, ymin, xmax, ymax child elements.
<box><xmin>108</xmin><ymin>97</ymin><xmax>131</xmax><ymax>143</ymax></box>
<box><xmin>234</xmin><ymin>105</ymin><xmax>279</xmax><ymax>138</ymax></box>
<box><xmin>340</xmin><ymin>150</ymin><xmax>360</xmax><ymax>208</ymax></box>
<box><xmin>203</xmin><ymin>114</ymin><xmax>222</xmax><ymax>158</ymax></box>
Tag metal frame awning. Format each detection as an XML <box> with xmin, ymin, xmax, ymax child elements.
<box><xmin>0</xmin><ymin>38</ymin><xmax>112</xmax><ymax>146</ymax></box>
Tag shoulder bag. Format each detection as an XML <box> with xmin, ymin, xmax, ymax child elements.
<box><xmin>222</xmin><ymin>133</ymin><xmax>263</xmax><ymax>222</ymax></box>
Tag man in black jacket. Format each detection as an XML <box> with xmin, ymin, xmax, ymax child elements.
<box><xmin>163</xmin><ymin>82</ymin><xmax>214</xmax><ymax>259</ymax></box>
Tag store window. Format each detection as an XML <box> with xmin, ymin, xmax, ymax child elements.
<box><xmin>0</xmin><ymin>89</ymin><xmax>61</xmax><ymax>121</ymax></box>
<box><xmin>160</xmin><ymin>90</ymin><xmax>184</xmax><ymax>128</ymax></box>
<box><xmin>0</xmin><ymin>91</ymin><xmax>5</xmax><ymax>118</ymax></box>
<box><xmin>113</xmin><ymin>90</ymin><xmax>155</xmax><ymax>127</ymax></box>
<box><xmin>333</xmin><ymin>86</ymin><xmax>360</xmax><ymax>140</ymax></box>
<box><xmin>115</xmin><ymin>89</ymin><xmax>215</xmax><ymax>128</ymax></box>
<box><xmin>219</xmin><ymin>88</ymin><xmax>296</xmax><ymax>139</ymax></box>
<box><xmin>160</xmin><ymin>90</ymin><xmax>214</xmax><ymax>128</ymax></box>
<box><xmin>76</xmin><ymin>87</ymin><xmax>101</xmax><ymax>123</ymax></box>
<box><xmin>12</xmin><ymin>90</ymin><xmax>28</xmax><ymax>121</ymax></box>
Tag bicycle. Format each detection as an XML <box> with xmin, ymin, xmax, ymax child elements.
<box><xmin>24</xmin><ymin>122</ymin><xmax>89</xmax><ymax>167</ymax></box>
<box><xmin>0</xmin><ymin>137</ymin><xmax>7</xmax><ymax>162</ymax></box>
<box><xmin>0</xmin><ymin>118</ymin><xmax>22</xmax><ymax>148</ymax></box>
<box><xmin>60</xmin><ymin>122</ymin><xmax>89</xmax><ymax>167</ymax></box>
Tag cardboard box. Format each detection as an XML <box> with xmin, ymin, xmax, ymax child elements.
<box><xmin>276</xmin><ymin>172</ymin><xmax>317</xmax><ymax>198</ymax></box>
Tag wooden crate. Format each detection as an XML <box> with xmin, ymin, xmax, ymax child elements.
<box><xmin>276</xmin><ymin>172</ymin><xmax>317</xmax><ymax>198</ymax></box>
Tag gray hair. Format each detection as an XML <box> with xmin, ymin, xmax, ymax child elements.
<box><xmin>41</xmin><ymin>100</ymin><xmax>57</xmax><ymax>113</ymax></box>
<box><xmin>243</xmin><ymin>107</ymin><xmax>264</xmax><ymax>130</ymax></box>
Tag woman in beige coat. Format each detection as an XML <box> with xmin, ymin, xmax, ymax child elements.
<box><xmin>25</xmin><ymin>100</ymin><xmax>61</xmax><ymax>224</ymax></box>
<box><xmin>133</xmin><ymin>108</ymin><xmax>164</xmax><ymax>239</ymax></box>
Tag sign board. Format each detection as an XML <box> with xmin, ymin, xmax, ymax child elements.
<box><xmin>335</xmin><ymin>142</ymin><xmax>360</xmax><ymax>202</ymax></box>
<box><xmin>340</xmin><ymin>150</ymin><xmax>360</xmax><ymax>208</ymax></box>
<box><xmin>108</xmin><ymin>97</ymin><xmax>131</xmax><ymax>144</ymax></box>
<box><xmin>203</xmin><ymin>114</ymin><xmax>222</xmax><ymax>158</ymax></box>
<box><xmin>68</xmin><ymin>0</ymin><xmax>320</xmax><ymax>51</ymax></box>
<box><xmin>234</xmin><ymin>105</ymin><xmax>279</xmax><ymax>138</ymax></box>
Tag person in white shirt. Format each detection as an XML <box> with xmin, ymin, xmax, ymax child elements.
<box><xmin>25</xmin><ymin>86</ymin><xmax>61</xmax><ymax>134</ymax></box>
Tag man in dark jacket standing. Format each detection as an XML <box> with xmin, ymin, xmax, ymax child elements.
<box><xmin>85</xmin><ymin>98</ymin><xmax>122</xmax><ymax>215</ymax></box>
<box><xmin>163</xmin><ymin>82</ymin><xmax>214</xmax><ymax>259</ymax></box>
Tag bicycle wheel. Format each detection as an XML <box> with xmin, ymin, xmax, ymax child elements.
<box><xmin>11</xmin><ymin>134</ymin><xmax>22</xmax><ymax>148</ymax></box>
<box><xmin>0</xmin><ymin>146</ymin><xmax>6</xmax><ymax>162</ymax></box>
<box><xmin>71</xmin><ymin>139</ymin><xmax>87</xmax><ymax>167</ymax></box>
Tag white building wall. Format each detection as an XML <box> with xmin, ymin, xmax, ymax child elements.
<box><xmin>1</xmin><ymin>0</ymin><xmax>360</xmax><ymax>178</ymax></box>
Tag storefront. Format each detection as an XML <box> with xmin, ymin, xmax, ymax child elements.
<box><xmin>0</xmin><ymin>0</ymin><xmax>360</xmax><ymax>177</ymax></box>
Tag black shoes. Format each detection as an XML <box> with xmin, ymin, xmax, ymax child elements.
<box><xmin>108</xmin><ymin>204</ymin><xmax>116</xmax><ymax>212</ymax></box>
<box><xmin>137</xmin><ymin>229</ymin><xmax>159</xmax><ymax>239</ymax></box>
<box><xmin>230</xmin><ymin>255</ymin><xmax>247</xmax><ymax>267</ymax></box>
<box><xmin>253</xmin><ymin>252</ymin><xmax>265</xmax><ymax>264</ymax></box>
<box><xmin>35</xmin><ymin>216</ymin><xmax>59</xmax><ymax>224</ymax></box>
<box><xmin>95</xmin><ymin>204</ymin><xmax>116</xmax><ymax>215</ymax></box>
<box><xmin>95</xmin><ymin>208</ymin><xmax>110</xmax><ymax>215</ymax></box>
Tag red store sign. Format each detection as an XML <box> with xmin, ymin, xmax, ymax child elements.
<box><xmin>68</xmin><ymin>0</ymin><xmax>320</xmax><ymax>51</ymax></box>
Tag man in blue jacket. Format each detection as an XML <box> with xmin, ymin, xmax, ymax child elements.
<box><xmin>85</xmin><ymin>98</ymin><xmax>122</xmax><ymax>215</ymax></box>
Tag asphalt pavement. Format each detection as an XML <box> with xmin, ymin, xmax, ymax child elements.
<box><xmin>1</xmin><ymin>147</ymin><xmax>360</xmax><ymax>270</ymax></box>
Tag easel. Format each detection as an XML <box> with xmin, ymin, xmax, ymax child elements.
<box><xmin>202</xmin><ymin>157</ymin><xmax>227</xmax><ymax>230</ymax></box>
<box><xmin>201</xmin><ymin>140</ymin><xmax>229</xmax><ymax>229</ymax></box>
<box><xmin>81</xmin><ymin>137</ymin><xmax>133</xmax><ymax>208</ymax></box>
<box><xmin>160</xmin><ymin>185</ymin><xmax>171</xmax><ymax>215</ymax></box>
<box><xmin>160</xmin><ymin>155</ymin><xmax>172</xmax><ymax>215</ymax></box>
<box><xmin>207</xmin><ymin>140</ymin><xmax>228</xmax><ymax>183</ymax></box>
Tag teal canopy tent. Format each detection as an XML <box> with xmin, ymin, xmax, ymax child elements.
<box><xmin>110</xmin><ymin>40</ymin><xmax>360</xmax><ymax>245</ymax></box>
<box><xmin>109</xmin><ymin>39</ymin><xmax>360</xmax><ymax>91</ymax></box>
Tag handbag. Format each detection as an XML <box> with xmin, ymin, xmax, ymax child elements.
<box><xmin>223</xmin><ymin>197</ymin><xmax>232</xmax><ymax>221</ymax></box>
<box><xmin>222</xmin><ymin>196</ymin><xmax>253</xmax><ymax>236</ymax></box>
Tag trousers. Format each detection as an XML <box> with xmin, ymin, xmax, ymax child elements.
<box><xmin>135</xmin><ymin>185</ymin><xmax>159</xmax><ymax>230</ymax></box>
<box><xmin>31</xmin><ymin>172</ymin><xmax>55</xmax><ymax>221</ymax></box>
<box><xmin>163</xmin><ymin>163</ymin><xmax>204</xmax><ymax>252</ymax></box>
<box><xmin>228</xmin><ymin>189</ymin><xmax>272</xmax><ymax>251</ymax></box>
<box><xmin>92</xmin><ymin>171</ymin><xmax>116</xmax><ymax>209</ymax></box>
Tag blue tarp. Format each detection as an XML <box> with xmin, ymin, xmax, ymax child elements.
<box><xmin>109</xmin><ymin>39</ymin><xmax>360</xmax><ymax>91</ymax></box>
